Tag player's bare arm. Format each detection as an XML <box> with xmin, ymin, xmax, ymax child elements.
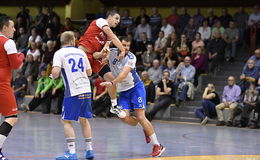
<box><xmin>92</xmin><ymin>41</ymin><xmax>110</xmax><ymax>59</ymax></box>
<box><xmin>52</xmin><ymin>66</ymin><xmax>61</xmax><ymax>79</ymax></box>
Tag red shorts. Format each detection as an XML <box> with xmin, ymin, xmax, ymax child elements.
<box><xmin>86</xmin><ymin>52</ymin><xmax>106</xmax><ymax>74</ymax></box>
<box><xmin>0</xmin><ymin>83</ymin><xmax>18</xmax><ymax>117</ymax></box>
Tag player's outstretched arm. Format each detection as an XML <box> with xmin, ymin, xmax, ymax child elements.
<box><xmin>92</xmin><ymin>42</ymin><xmax>110</xmax><ymax>60</ymax></box>
<box><xmin>100</xmin><ymin>66</ymin><xmax>131</xmax><ymax>87</ymax></box>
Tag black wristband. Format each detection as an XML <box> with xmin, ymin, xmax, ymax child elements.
<box><xmin>110</xmin><ymin>81</ymin><xmax>114</xmax><ymax>85</ymax></box>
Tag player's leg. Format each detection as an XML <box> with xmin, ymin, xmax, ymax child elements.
<box><xmin>135</xmin><ymin>109</ymin><xmax>165</xmax><ymax>157</ymax></box>
<box><xmin>99</xmin><ymin>65</ymin><xmax>126</xmax><ymax>118</ymax></box>
<box><xmin>56</xmin><ymin>96</ymin><xmax>79</xmax><ymax>160</ymax></box>
<box><xmin>0</xmin><ymin>86</ymin><xmax>18</xmax><ymax>160</ymax></box>
<box><xmin>79</xmin><ymin>93</ymin><xmax>94</xmax><ymax>159</ymax></box>
<box><xmin>120</xmin><ymin>110</ymin><xmax>139</xmax><ymax>126</ymax></box>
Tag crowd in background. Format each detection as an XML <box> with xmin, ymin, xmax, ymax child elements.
<box><xmin>0</xmin><ymin>5</ymin><xmax>260</xmax><ymax>126</ymax></box>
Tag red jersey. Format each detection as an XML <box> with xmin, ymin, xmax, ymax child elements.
<box><xmin>94</xmin><ymin>77</ymin><xmax>106</xmax><ymax>95</ymax></box>
<box><xmin>78</xmin><ymin>18</ymin><xmax>110</xmax><ymax>54</ymax></box>
<box><xmin>0</xmin><ymin>35</ymin><xmax>24</xmax><ymax>83</ymax></box>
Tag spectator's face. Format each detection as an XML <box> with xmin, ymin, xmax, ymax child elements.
<box><xmin>189</xmin><ymin>18</ymin><xmax>194</xmax><ymax>25</ymax></box>
<box><xmin>184</xmin><ymin>57</ymin><xmax>191</xmax><ymax>66</ymax></box>
<box><xmin>31</xmin><ymin>29</ymin><xmax>37</xmax><ymax>36</ymax></box>
<box><xmin>197</xmin><ymin>48</ymin><xmax>202</xmax><ymax>54</ymax></box>
<box><xmin>107</xmin><ymin>13</ymin><xmax>120</xmax><ymax>28</ymax></box>
<box><xmin>16</xmin><ymin>72</ymin><xmax>22</xmax><ymax>78</ymax></box>
<box><xmin>162</xmin><ymin>19</ymin><xmax>167</xmax><ymax>26</ymax></box>
<box><xmin>30</xmin><ymin>42</ymin><xmax>37</xmax><ymax>49</ymax></box>
<box><xmin>195</xmin><ymin>33</ymin><xmax>201</xmax><ymax>40</ymax></box>
<box><xmin>65</xmin><ymin>18</ymin><xmax>72</xmax><ymax>26</ymax></box>
<box><xmin>152</xmin><ymin>7</ymin><xmax>158</xmax><ymax>15</ymax></box>
<box><xmin>46</xmin><ymin>28</ymin><xmax>52</xmax><ymax>36</ymax></box>
<box><xmin>141</xmin><ymin>71</ymin><xmax>148</xmax><ymax>81</ymax></box>
<box><xmin>166</xmin><ymin>47</ymin><xmax>173</xmax><ymax>54</ymax></box>
<box><xmin>227</xmin><ymin>77</ymin><xmax>235</xmax><ymax>86</ymax></box>
<box><xmin>203</xmin><ymin>20</ymin><xmax>208</xmax><ymax>27</ymax></box>
<box><xmin>159</xmin><ymin>31</ymin><xmax>164</xmax><ymax>38</ymax></box>
<box><xmin>121</xmin><ymin>40</ymin><xmax>131</xmax><ymax>53</ymax></box>
<box><xmin>2</xmin><ymin>20</ymin><xmax>15</xmax><ymax>39</ymax></box>
<box><xmin>153</xmin><ymin>60</ymin><xmax>160</xmax><ymax>68</ymax></box>
<box><xmin>163</xmin><ymin>72</ymin><xmax>170</xmax><ymax>81</ymax></box>
<box><xmin>141</xmin><ymin>18</ymin><xmax>146</xmax><ymax>25</ymax></box>
<box><xmin>215</xmin><ymin>32</ymin><xmax>221</xmax><ymax>38</ymax></box>
<box><xmin>170</xmin><ymin>33</ymin><xmax>177</xmax><ymax>39</ymax></box>
<box><xmin>127</xmin><ymin>33</ymin><xmax>133</xmax><ymax>40</ymax></box>
<box><xmin>27</xmin><ymin>55</ymin><xmax>33</xmax><ymax>62</ymax></box>
<box><xmin>147</xmin><ymin>44</ymin><xmax>153</xmax><ymax>51</ymax></box>
<box><xmin>140</xmin><ymin>8</ymin><xmax>146</xmax><ymax>16</ymax></box>
<box><xmin>19</xmin><ymin>27</ymin><xmax>24</xmax><ymax>34</ymax></box>
<box><xmin>229</xmin><ymin>21</ymin><xmax>235</xmax><ymax>28</ymax></box>
<box><xmin>47</xmin><ymin>41</ymin><xmax>55</xmax><ymax>50</ymax></box>
<box><xmin>41</xmin><ymin>70</ymin><xmax>47</xmax><ymax>77</ymax></box>
<box><xmin>216</xmin><ymin>21</ymin><xmax>221</xmax><ymax>27</ymax></box>
<box><xmin>255</xmin><ymin>49</ymin><xmax>260</xmax><ymax>58</ymax></box>
<box><xmin>140</xmin><ymin>33</ymin><xmax>147</xmax><ymax>40</ymax></box>
<box><xmin>181</xmin><ymin>34</ymin><xmax>187</xmax><ymax>41</ymax></box>
<box><xmin>222</xmin><ymin>8</ymin><xmax>227</xmax><ymax>15</ymax></box>
<box><xmin>247</xmin><ymin>60</ymin><xmax>255</xmax><ymax>69</ymax></box>
<box><xmin>207</xmin><ymin>84</ymin><xmax>214</xmax><ymax>91</ymax></box>
<box><xmin>167</xmin><ymin>60</ymin><xmax>174</xmax><ymax>69</ymax></box>
<box><xmin>123</xmin><ymin>10</ymin><xmax>129</xmax><ymax>17</ymax></box>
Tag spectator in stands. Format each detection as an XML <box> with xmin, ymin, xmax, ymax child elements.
<box><xmin>135</xmin><ymin>7</ymin><xmax>150</xmax><ymax>26</ymax></box>
<box><xmin>248</xmin><ymin>5</ymin><xmax>260</xmax><ymax>48</ymax></box>
<box><xmin>223</xmin><ymin>21</ymin><xmax>239</xmax><ymax>62</ymax></box>
<box><xmin>233</xmin><ymin>7</ymin><xmax>249</xmax><ymax>46</ymax></box>
<box><xmin>15</xmin><ymin>26</ymin><xmax>29</xmax><ymax>53</ymax></box>
<box><xmin>216</xmin><ymin>76</ymin><xmax>241</xmax><ymax>126</ymax></box>
<box><xmin>177</xmin><ymin>34</ymin><xmax>190</xmax><ymax>61</ymax></box>
<box><xmin>240</xmin><ymin>59</ymin><xmax>259</xmax><ymax>92</ymax></box>
<box><xmin>127</xmin><ymin>32</ymin><xmax>137</xmax><ymax>52</ymax></box>
<box><xmin>211</xmin><ymin>20</ymin><xmax>225</xmax><ymax>38</ymax></box>
<box><xmin>50</xmin><ymin>16</ymin><xmax>63</xmax><ymax>37</ymax></box>
<box><xmin>154</xmin><ymin>31</ymin><xmax>167</xmax><ymax>54</ymax></box>
<box><xmin>13</xmin><ymin>71</ymin><xmax>27</xmax><ymax>103</ymax></box>
<box><xmin>177</xmin><ymin>7</ymin><xmax>191</xmax><ymax>34</ymax></box>
<box><xmin>165</xmin><ymin>60</ymin><xmax>177</xmax><ymax>81</ymax></box>
<box><xmin>135</xmin><ymin>32</ymin><xmax>152</xmax><ymax>64</ymax></box>
<box><xmin>119</xmin><ymin>9</ymin><xmax>134</xmax><ymax>36</ymax></box>
<box><xmin>238</xmin><ymin>82</ymin><xmax>259</xmax><ymax>128</ymax></box>
<box><xmin>96</xmin><ymin>6</ymin><xmax>106</xmax><ymax>19</ymax></box>
<box><xmin>166</xmin><ymin>6</ymin><xmax>179</xmax><ymax>29</ymax></box>
<box><xmin>148</xmin><ymin>59</ymin><xmax>162</xmax><ymax>85</ymax></box>
<box><xmin>161</xmin><ymin>18</ymin><xmax>175</xmax><ymax>39</ymax></box>
<box><xmin>191</xmin><ymin>47</ymin><xmax>207</xmax><ymax>86</ymax></box>
<box><xmin>195</xmin><ymin>83</ymin><xmax>220</xmax><ymax>125</ymax></box>
<box><xmin>206</xmin><ymin>8</ymin><xmax>218</xmax><ymax>27</ymax></box>
<box><xmin>134</xmin><ymin>18</ymin><xmax>152</xmax><ymax>41</ymax></box>
<box><xmin>42</xmin><ymin>27</ymin><xmax>57</xmax><ymax>49</ymax></box>
<box><xmin>92</xmin><ymin>77</ymin><xmax>111</xmax><ymax>118</ymax></box>
<box><xmin>219</xmin><ymin>8</ymin><xmax>233</xmax><ymax>28</ymax></box>
<box><xmin>16</xmin><ymin>6</ymin><xmax>30</xmax><ymax>30</ymax></box>
<box><xmin>28</xmin><ymin>27</ymin><xmax>42</xmax><ymax>48</ymax></box>
<box><xmin>146</xmin><ymin>70</ymin><xmax>174</xmax><ymax>121</ymax></box>
<box><xmin>142</xmin><ymin>44</ymin><xmax>157</xmax><ymax>70</ymax></box>
<box><xmin>175</xmin><ymin>56</ymin><xmax>196</xmax><ymax>105</ymax></box>
<box><xmin>41</xmin><ymin>76</ymin><xmax>64</xmax><ymax>114</ymax></box>
<box><xmin>192</xmin><ymin>32</ymin><xmax>205</xmax><ymax>52</ymax></box>
<box><xmin>61</xmin><ymin>17</ymin><xmax>75</xmax><ymax>32</ymax></box>
<box><xmin>35</xmin><ymin>7</ymin><xmax>48</xmax><ymax>35</ymax></box>
<box><xmin>207</xmin><ymin>31</ymin><xmax>226</xmax><ymax>73</ymax></box>
<box><xmin>45</xmin><ymin>6</ymin><xmax>59</xmax><ymax>24</ymax></box>
<box><xmin>141</xmin><ymin>71</ymin><xmax>155</xmax><ymax>104</ymax></box>
<box><xmin>161</xmin><ymin>47</ymin><xmax>179</xmax><ymax>67</ymax></box>
<box><xmin>40</xmin><ymin>40</ymin><xmax>56</xmax><ymax>72</ymax></box>
<box><xmin>166</xmin><ymin>32</ymin><xmax>179</xmax><ymax>52</ymax></box>
<box><xmin>244</xmin><ymin>48</ymin><xmax>260</xmax><ymax>72</ymax></box>
<box><xmin>21</xmin><ymin>69</ymin><xmax>51</xmax><ymax>114</ymax></box>
<box><xmin>150</xmin><ymin>7</ymin><xmax>162</xmax><ymax>40</ymax></box>
<box><xmin>27</xmin><ymin>41</ymin><xmax>41</xmax><ymax>62</ymax></box>
<box><xmin>21</xmin><ymin>54</ymin><xmax>38</xmax><ymax>80</ymax></box>
<box><xmin>198</xmin><ymin>19</ymin><xmax>211</xmax><ymax>45</ymax></box>
<box><xmin>192</xmin><ymin>8</ymin><xmax>204</xmax><ymax>28</ymax></box>
<box><xmin>183</xmin><ymin>18</ymin><xmax>197</xmax><ymax>43</ymax></box>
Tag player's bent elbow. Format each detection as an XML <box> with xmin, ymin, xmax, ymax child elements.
<box><xmin>87</xmin><ymin>69</ymin><xmax>92</xmax><ymax>76</ymax></box>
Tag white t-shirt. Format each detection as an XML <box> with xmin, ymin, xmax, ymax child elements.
<box><xmin>27</xmin><ymin>48</ymin><xmax>41</xmax><ymax>60</ymax></box>
<box><xmin>29</xmin><ymin>35</ymin><xmax>42</xmax><ymax>43</ymax></box>
<box><xmin>53</xmin><ymin>46</ymin><xmax>91</xmax><ymax>97</ymax></box>
<box><xmin>109</xmin><ymin>48</ymin><xmax>141</xmax><ymax>92</ymax></box>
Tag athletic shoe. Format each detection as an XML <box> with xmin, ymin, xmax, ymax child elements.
<box><xmin>21</xmin><ymin>103</ymin><xmax>29</xmax><ymax>112</ymax></box>
<box><xmin>143</xmin><ymin>130</ymin><xmax>151</xmax><ymax>144</ymax></box>
<box><xmin>201</xmin><ymin>117</ymin><xmax>208</xmax><ymax>125</ymax></box>
<box><xmin>0</xmin><ymin>151</ymin><xmax>8</xmax><ymax>160</ymax></box>
<box><xmin>150</xmin><ymin>144</ymin><xmax>165</xmax><ymax>157</ymax></box>
<box><xmin>85</xmin><ymin>150</ymin><xmax>95</xmax><ymax>159</ymax></box>
<box><xmin>56</xmin><ymin>151</ymin><xmax>78</xmax><ymax>160</ymax></box>
<box><xmin>110</xmin><ymin>105</ymin><xmax>126</xmax><ymax>118</ymax></box>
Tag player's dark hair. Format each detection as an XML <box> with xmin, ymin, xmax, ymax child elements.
<box><xmin>120</xmin><ymin>36</ymin><xmax>131</xmax><ymax>42</ymax></box>
<box><xmin>106</xmin><ymin>10</ymin><xmax>119</xmax><ymax>18</ymax></box>
<box><xmin>0</xmin><ymin>16</ymin><xmax>12</xmax><ymax>31</ymax></box>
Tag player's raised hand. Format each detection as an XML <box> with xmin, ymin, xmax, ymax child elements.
<box><xmin>100</xmin><ymin>81</ymin><xmax>113</xmax><ymax>88</ymax></box>
<box><xmin>118</xmin><ymin>50</ymin><xmax>126</xmax><ymax>60</ymax></box>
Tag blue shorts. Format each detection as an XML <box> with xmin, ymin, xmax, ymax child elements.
<box><xmin>119</xmin><ymin>82</ymin><xmax>146</xmax><ymax>112</ymax></box>
<box><xmin>62</xmin><ymin>93</ymin><xmax>92</xmax><ymax>121</ymax></box>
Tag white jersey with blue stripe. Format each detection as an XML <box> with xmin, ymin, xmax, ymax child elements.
<box><xmin>109</xmin><ymin>48</ymin><xmax>141</xmax><ymax>92</ymax></box>
<box><xmin>53</xmin><ymin>46</ymin><xmax>91</xmax><ymax>97</ymax></box>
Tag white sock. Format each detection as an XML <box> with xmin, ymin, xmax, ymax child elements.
<box><xmin>111</xmin><ymin>99</ymin><xmax>117</xmax><ymax>107</ymax></box>
<box><xmin>0</xmin><ymin>135</ymin><xmax>7</xmax><ymax>149</ymax></box>
<box><xmin>149</xmin><ymin>133</ymin><xmax>160</xmax><ymax>145</ymax></box>
<box><xmin>66</xmin><ymin>138</ymin><xmax>76</xmax><ymax>154</ymax></box>
<box><xmin>85</xmin><ymin>138</ymin><xmax>93</xmax><ymax>150</ymax></box>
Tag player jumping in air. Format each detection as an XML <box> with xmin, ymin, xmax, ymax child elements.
<box><xmin>52</xmin><ymin>31</ymin><xmax>94</xmax><ymax>160</ymax></box>
<box><xmin>101</xmin><ymin>37</ymin><xmax>165</xmax><ymax>157</ymax></box>
<box><xmin>0</xmin><ymin>16</ymin><xmax>24</xmax><ymax>160</ymax></box>
<box><xmin>78</xmin><ymin>10</ymin><xmax>126</xmax><ymax>118</ymax></box>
